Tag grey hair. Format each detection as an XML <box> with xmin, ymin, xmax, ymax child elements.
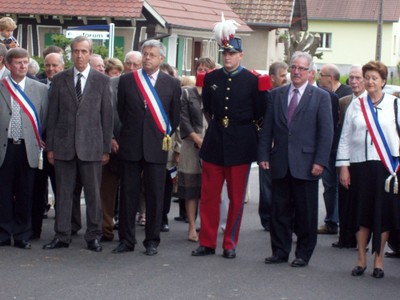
<box><xmin>124</xmin><ymin>50</ymin><xmax>142</xmax><ymax>62</ymax></box>
<box><xmin>141</xmin><ymin>39</ymin><xmax>166</xmax><ymax>57</ymax></box>
<box><xmin>290</xmin><ymin>51</ymin><xmax>313</xmax><ymax>67</ymax></box>
<box><xmin>71</xmin><ymin>35</ymin><xmax>93</xmax><ymax>53</ymax></box>
<box><xmin>29</xmin><ymin>58</ymin><xmax>40</xmax><ymax>74</ymax></box>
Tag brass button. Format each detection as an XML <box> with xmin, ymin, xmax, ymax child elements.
<box><xmin>225</xmin><ymin>106</ymin><xmax>228</xmax><ymax>110</ymax></box>
<box><xmin>228</xmin><ymin>78</ymin><xmax>232</xmax><ymax>81</ymax></box>
<box><xmin>227</xmin><ymin>87</ymin><xmax>230</xmax><ymax>91</ymax></box>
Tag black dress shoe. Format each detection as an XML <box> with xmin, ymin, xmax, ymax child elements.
<box><xmin>223</xmin><ymin>249</ymin><xmax>236</xmax><ymax>259</ymax></box>
<box><xmin>372</xmin><ymin>268</ymin><xmax>384</xmax><ymax>278</ymax></box>
<box><xmin>291</xmin><ymin>258</ymin><xmax>308</xmax><ymax>267</ymax></box>
<box><xmin>160</xmin><ymin>223</ymin><xmax>170</xmax><ymax>232</ymax></box>
<box><xmin>0</xmin><ymin>239</ymin><xmax>11</xmax><ymax>246</ymax></box>
<box><xmin>145</xmin><ymin>246</ymin><xmax>158</xmax><ymax>256</ymax></box>
<box><xmin>351</xmin><ymin>265</ymin><xmax>366</xmax><ymax>276</ymax></box>
<box><xmin>191</xmin><ymin>246</ymin><xmax>215</xmax><ymax>256</ymax></box>
<box><xmin>112</xmin><ymin>242</ymin><xmax>134</xmax><ymax>254</ymax></box>
<box><xmin>14</xmin><ymin>240</ymin><xmax>31</xmax><ymax>249</ymax></box>
<box><xmin>87</xmin><ymin>239</ymin><xmax>102</xmax><ymax>252</ymax></box>
<box><xmin>264</xmin><ymin>256</ymin><xmax>287</xmax><ymax>264</ymax></box>
<box><xmin>42</xmin><ymin>238</ymin><xmax>69</xmax><ymax>250</ymax></box>
<box><xmin>385</xmin><ymin>251</ymin><xmax>400</xmax><ymax>258</ymax></box>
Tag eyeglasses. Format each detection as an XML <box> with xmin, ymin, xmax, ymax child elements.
<box><xmin>290</xmin><ymin>65</ymin><xmax>309</xmax><ymax>72</ymax></box>
<box><xmin>319</xmin><ymin>73</ymin><xmax>330</xmax><ymax>77</ymax></box>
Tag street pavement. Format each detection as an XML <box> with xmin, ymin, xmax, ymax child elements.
<box><xmin>1</xmin><ymin>166</ymin><xmax>400</xmax><ymax>300</ymax></box>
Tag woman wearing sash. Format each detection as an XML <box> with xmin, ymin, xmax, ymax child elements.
<box><xmin>336</xmin><ymin>61</ymin><xmax>400</xmax><ymax>278</ymax></box>
<box><xmin>178</xmin><ymin>57</ymin><xmax>215</xmax><ymax>242</ymax></box>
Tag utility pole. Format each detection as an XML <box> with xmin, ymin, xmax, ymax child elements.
<box><xmin>375</xmin><ymin>0</ymin><xmax>384</xmax><ymax>61</ymax></box>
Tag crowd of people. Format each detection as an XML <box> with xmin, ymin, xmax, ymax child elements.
<box><xmin>1</xmin><ymin>15</ymin><xmax>400</xmax><ymax>280</ymax></box>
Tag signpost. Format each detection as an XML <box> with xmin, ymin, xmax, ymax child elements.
<box><xmin>65</xmin><ymin>23</ymin><xmax>115</xmax><ymax>57</ymax></box>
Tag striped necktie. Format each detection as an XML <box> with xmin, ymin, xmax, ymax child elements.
<box><xmin>76</xmin><ymin>73</ymin><xmax>82</xmax><ymax>102</ymax></box>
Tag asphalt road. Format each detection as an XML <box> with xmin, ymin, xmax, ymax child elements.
<box><xmin>1</xmin><ymin>166</ymin><xmax>400</xmax><ymax>300</ymax></box>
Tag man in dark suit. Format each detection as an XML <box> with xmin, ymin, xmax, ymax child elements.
<box><xmin>113</xmin><ymin>39</ymin><xmax>181</xmax><ymax>256</ymax></box>
<box><xmin>31</xmin><ymin>52</ymin><xmax>65</xmax><ymax>239</ymax></box>
<box><xmin>258</xmin><ymin>51</ymin><xmax>333</xmax><ymax>267</ymax></box>
<box><xmin>43</xmin><ymin>36</ymin><xmax>113</xmax><ymax>252</ymax></box>
<box><xmin>0</xmin><ymin>47</ymin><xmax>48</xmax><ymax>249</ymax></box>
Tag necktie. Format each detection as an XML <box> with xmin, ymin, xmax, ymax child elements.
<box><xmin>76</xmin><ymin>73</ymin><xmax>82</xmax><ymax>102</ymax></box>
<box><xmin>287</xmin><ymin>89</ymin><xmax>298</xmax><ymax>127</ymax></box>
<box><xmin>10</xmin><ymin>93</ymin><xmax>23</xmax><ymax>141</ymax></box>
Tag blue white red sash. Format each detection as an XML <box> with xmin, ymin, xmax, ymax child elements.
<box><xmin>359</xmin><ymin>96</ymin><xmax>400</xmax><ymax>193</ymax></box>
<box><xmin>133</xmin><ymin>69</ymin><xmax>172</xmax><ymax>151</ymax></box>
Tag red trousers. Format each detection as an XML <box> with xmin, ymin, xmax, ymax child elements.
<box><xmin>199</xmin><ymin>161</ymin><xmax>251</xmax><ymax>250</ymax></box>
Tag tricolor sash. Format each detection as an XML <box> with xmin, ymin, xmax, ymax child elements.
<box><xmin>359</xmin><ymin>96</ymin><xmax>400</xmax><ymax>193</ymax></box>
<box><xmin>2</xmin><ymin>76</ymin><xmax>43</xmax><ymax>169</ymax></box>
<box><xmin>133</xmin><ymin>69</ymin><xmax>172</xmax><ymax>151</ymax></box>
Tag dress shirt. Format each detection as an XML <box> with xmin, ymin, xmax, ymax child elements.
<box><xmin>287</xmin><ymin>81</ymin><xmax>308</xmax><ymax>106</ymax></box>
<box><xmin>74</xmin><ymin>65</ymin><xmax>90</xmax><ymax>93</ymax></box>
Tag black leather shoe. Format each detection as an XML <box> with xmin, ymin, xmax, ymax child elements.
<box><xmin>160</xmin><ymin>223</ymin><xmax>170</xmax><ymax>232</ymax></box>
<box><xmin>0</xmin><ymin>239</ymin><xmax>11</xmax><ymax>246</ymax></box>
<box><xmin>145</xmin><ymin>246</ymin><xmax>158</xmax><ymax>256</ymax></box>
<box><xmin>351</xmin><ymin>266</ymin><xmax>366</xmax><ymax>276</ymax></box>
<box><xmin>385</xmin><ymin>251</ymin><xmax>400</xmax><ymax>258</ymax></box>
<box><xmin>291</xmin><ymin>258</ymin><xmax>308</xmax><ymax>267</ymax></box>
<box><xmin>14</xmin><ymin>240</ymin><xmax>31</xmax><ymax>249</ymax></box>
<box><xmin>87</xmin><ymin>239</ymin><xmax>102</xmax><ymax>252</ymax></box>
<box><xmin>223</xmin><ymin>249</ymin><xmax>236</xmax><ymax>259</ymax></box>
<box><xmin>42</xmin><ymin>238</ymin><xmax>69</xmax><ymax>250</ymax></box>
<box><xmin>112</xmin><ymin>242</ymin><xmax>134</xmax><ymax>254</ymax></box>
<box><xmin>264</xmin><ymin>256</ymin><xmax>287</xmax><ymax>264</ymax></box>
<box><xmin>372</xmin><ymin>268</ymin><xmax>384</xmax><ymax>278</ymax></box>
<box><xmin>191</xmin><ymin>246</ymin><xmax>215</xmax><ymax>256</ymax></box>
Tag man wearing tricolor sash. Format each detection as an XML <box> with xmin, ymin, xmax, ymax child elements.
<box><xmin>114</xmin><ymin>40</ymin><xmax>181</xmax><ymax>256</ymax></box>
<box><xmin>0</xmin><ymin>48</ymin><xmax>48</xmax><ymax>249</ymax></box>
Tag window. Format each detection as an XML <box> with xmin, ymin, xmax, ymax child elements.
<box><xmin>312</xmin><ymin>32</ymin><xmax>332</xmax><ymax>49</ymax></box>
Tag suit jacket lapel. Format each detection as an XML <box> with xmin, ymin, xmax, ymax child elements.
<box><xmin>279</xmin><ymin>85</ymin><xmax>291</xmax><ymax>124</ymax></box>
<box><xmin>296</xmin><ymin>84</ymin><xmax>313</xmax><ymax>115</ymax></box>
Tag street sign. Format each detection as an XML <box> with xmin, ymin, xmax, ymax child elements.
<box><xmin>65</xmin><ymin>30</ymin><xmax>109</xmax><ymax>40</ymax></box>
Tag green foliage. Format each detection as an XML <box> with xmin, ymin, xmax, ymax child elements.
<box><xmin>32</xmin><ymin>55</ymin><xmax>44</xmax><ymax>73</ymax></box>
<box><xmin>93</xmin><ymin>45</ymin><xmax>124</xmax><ymax>61</ymax></box>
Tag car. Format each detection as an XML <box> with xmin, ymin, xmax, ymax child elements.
<box><xmin>383</xmin><ymin>84</ymin><xmax>400</xmax><ymax>97</ymax></box>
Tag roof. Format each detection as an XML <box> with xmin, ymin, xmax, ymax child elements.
<box><xmin>145</xmin><ymin>0</ymin><xmax>252</xmax><ymax>32</ymax></box>
<box><xmin>225</xmin><ymin>0</ymin><xmax>295</xmax><ymax>27</ymax></box>
<box><xmin>307</xmin><ymin>0</ymin><xmax>400</xmax><ymax>22</ymax></box>
<box><xmin>0</xmin><ymin>0</ymin><xmax>143</xmax><ymax>18</ymax></box>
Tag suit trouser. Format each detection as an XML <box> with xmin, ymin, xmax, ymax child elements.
<box><xmin>258</xmin><ymin>166</ymin><xmax>272</xmax><ymax>229</ymax></box>
<box><xmin>199</xmin><ymin>161</ymin><xmax>250</xmax><ymax>250</ymax></box>
<box><xmin>270</xmin><ymin>172</ymin><xmax>318</xmax><ymax>263</ymax></box>
<box><xmin>321</xmin><ymin>152</ymin><xmax>339</xmax><ymax>230</ymax></box>
<box><xmin>54</xmin><ymin>158</ymin><xmax>102</xmax><ymax>243</ymax></box>
<box><xmin>0</xmin><ymin>141</ymin><xmax>35</xmax><ymax>242</ymax></box>
<box><xmin>162</xmin><ymin>171</ymin><xmax>173</xmax><ymax>225</ymax></box>
<box><xmin>100</xmin><ymin>155</ymin><xmax>120</xmax><ymax>240</ymax></box>
<box><xmin>31</xmin><ymin>156</ymin><xmax>50</xmax><ymax>237</ymax></box>
<box><xmin>119</xmin><ymin>159</ymin><xmax>166</xmax><ymax>248</ymax></box>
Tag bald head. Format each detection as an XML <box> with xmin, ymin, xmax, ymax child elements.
<box><xmin>44</xmin><ymin>52</ymin><xmax>64</xmax><ymax>80</ymax></box>
<box><xmin>124</xmin><ymin>51</ymin><xmax>142</xmax><ymax>73</ymax></box>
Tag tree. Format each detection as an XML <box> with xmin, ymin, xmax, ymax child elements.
<box><xmin>282</xmin><ymin>29</ymin><xmax>322</xmax><ymax>65</ymax></box>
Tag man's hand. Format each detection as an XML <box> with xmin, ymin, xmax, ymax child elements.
<box><xmin>101</xmin><ymin>153</ymin><xmax>110</xmax><ymax>165</ymax></box>
<box><xmin>259</xmin><ymin>161</ymin><xmax>269</xmax><ymax>170</ymax></box>
<box><xmin>111</xmin><ymin>139</ymin><xmax>119</xmax><ymax>154</ymax></box>
<box><xmin>47</xmin><ymin>151</ymin><xmax>54</xmax><ymax>165</ymax></box>
<box><xmin>311</xmin><ymin>164</ymin><xmax>324</xmax><ymax>177</ymax></box>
